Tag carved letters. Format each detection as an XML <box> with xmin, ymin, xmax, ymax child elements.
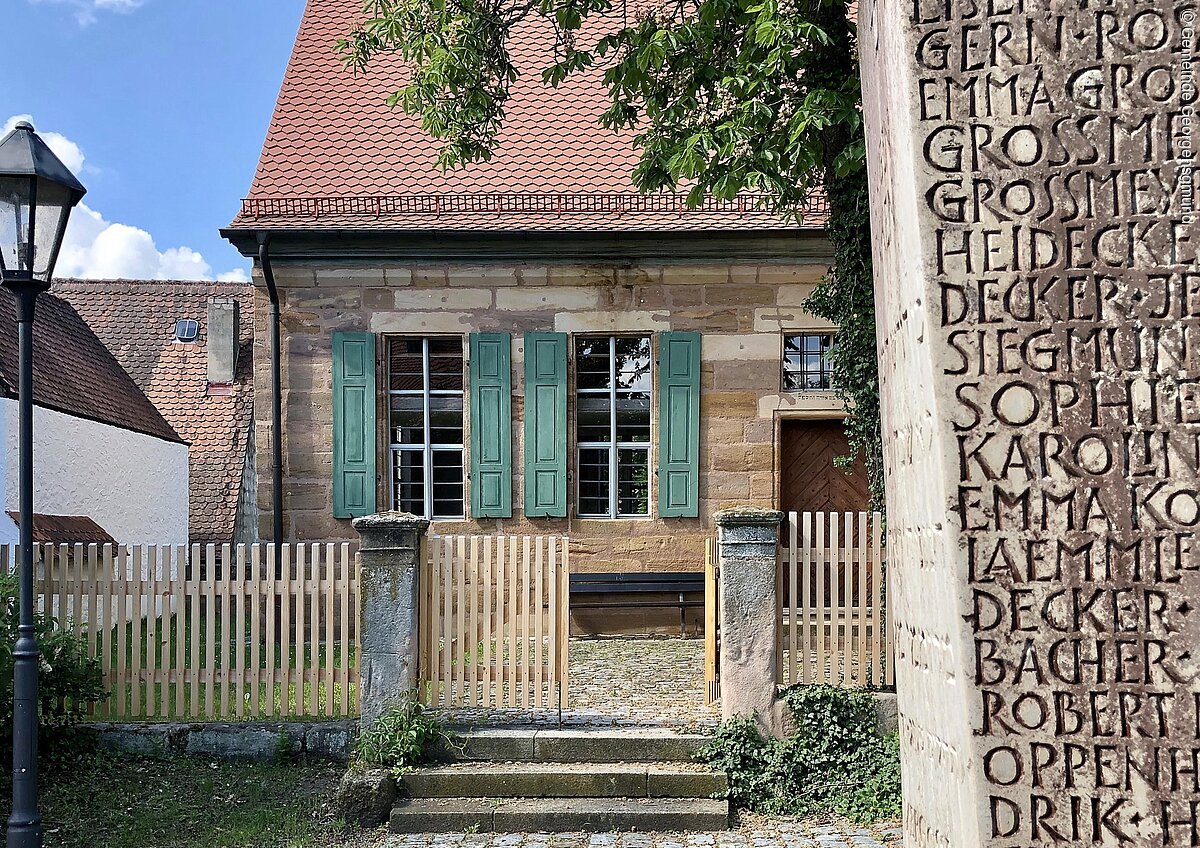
<box><xmin>892</xmin><ymin>0</ymin><xmax>1200</xmax><ymax>844</ymax></box>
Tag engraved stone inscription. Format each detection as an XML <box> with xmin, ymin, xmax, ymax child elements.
<box><xmin>862</xmin><ymin>0</ymin><xmax>1200</xmax><ymax>845</ymax></box>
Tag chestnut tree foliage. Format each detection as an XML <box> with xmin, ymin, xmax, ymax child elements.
<box><xmin>338</xmin><ymin>0</ymin><xmax>884</xmax><ymax>508</ymax></box>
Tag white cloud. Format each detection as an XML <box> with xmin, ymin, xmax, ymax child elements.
<box><xmin>4</xmin><ymin>115</ymin><xmax>250</xmax><ymax>282</ymax></box>
<box><xmin>29</xmin><ymin>0</ymin><xmax>145</xmax><ymax>26</ymax></box>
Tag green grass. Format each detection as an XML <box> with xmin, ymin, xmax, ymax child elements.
<box><xmin>14</xmin><ymin>755</ymin><xmax>345</xmax><ymax>848</ymax></box>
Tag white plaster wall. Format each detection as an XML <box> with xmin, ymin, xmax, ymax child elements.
<box><xmin>0</xmin><ymin>398</ymin><xmax>189</xmax><ymax>547</ymax></box>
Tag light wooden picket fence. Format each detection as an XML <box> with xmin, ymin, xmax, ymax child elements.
<box><xmin>8</xmin><ymin>542</ymin><xmax>361</xmax><ymax>719</ymax></box>
<box><xmin>419</xmin><ymin>535</ymin><xmax>569</xmax><ymax>711</ymax></box>
<box><xmin>777</xmin><ymin>511</ymin><xmax>893</xmax><ymax>689</ymax></box>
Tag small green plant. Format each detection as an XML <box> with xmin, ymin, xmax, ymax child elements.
<box><xmin>353</xmin><ymin>697</ymin><xmax>450</xmax><ymax>777</ymax></box>
<box><xmin>0</xmin><ymin>572</ymin><xmax>107</xmax><ymax>777</ymax></box>
<box><xmin>273</xmin><ymin>730</ymin><xmax>297</xmax><ymax>765</ymax></box>
<box><xmin>700</xmin><ymin>684</ymin><xmax>901</xmax><ymax>823</ymax></box>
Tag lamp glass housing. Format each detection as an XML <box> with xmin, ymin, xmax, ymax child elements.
<box><xmin>0</xmin><ymin>175</ymin><xmax>73</xmax><ymax>281</ymax></box>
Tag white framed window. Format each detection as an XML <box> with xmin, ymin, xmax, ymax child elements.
<box><xmin>387</xmin><ymin>336</ymin><xmax>465</xmax><ymax>519</ymax></box>
<box><xmin>575</xmin><ymin>336</ymin><xmax>652</xmax><ymax>518</ymax></box>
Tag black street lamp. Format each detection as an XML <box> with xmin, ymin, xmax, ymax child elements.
<box><xmin>0</xmin><ymin>121</ymin><xmax>86</xmax><ymax>848</ymax></box>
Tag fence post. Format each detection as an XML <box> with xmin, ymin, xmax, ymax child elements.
<box><xmin>714</xmin><ymin>507</ymin><xmax>785</xmax><ymax>738</ymax></box>
<box><xmin>352</xmin><ymin>511</ymin><xmax>430</xmax><ymax>729</ymax></box>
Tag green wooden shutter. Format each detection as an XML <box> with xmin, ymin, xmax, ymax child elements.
<box><xmin>470</xmin><ymin>333</ymin><xmax>513</xmax><ymax>518</ymax></box>
<box><xmin>332</xmin><ymin>332</ymin><xmax>377</xmax><ymax>519</ymax></box>
<box><xmin>658</xmin><ymin>332</ymin><xmax>701</xmax><ymax>518</ymax></box>
<box><xmin>524</xmin><ymin>332</ymin><xmax>568</xmax><ymax>518</ymax></box>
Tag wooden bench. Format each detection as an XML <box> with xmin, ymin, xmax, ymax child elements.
<box><xmin>569</xmin><ymin>571</ymin><xmax>705</xmax><ymax>635</ymax></box>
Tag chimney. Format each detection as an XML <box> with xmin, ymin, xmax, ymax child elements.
<box><xmin>207</xmin><ymin>297</ymin><xmax>239</xmax><ymax>385</ymax></box>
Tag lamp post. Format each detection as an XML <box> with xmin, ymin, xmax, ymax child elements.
<box><xmin>0</xmin><ymin>121</ymin><xmax>86</xmax><ymax>848</ymax></box>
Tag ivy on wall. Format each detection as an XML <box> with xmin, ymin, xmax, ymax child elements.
<box><xmin>700</xmin><ymin>685</ymin><xmax>902</xmax><ymax>822</ymax></box>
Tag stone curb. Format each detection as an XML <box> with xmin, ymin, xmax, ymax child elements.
<box><xmin>88</xmin><ymin>719</ymin><xmax>357</xmax><ymax>763</ymax></box>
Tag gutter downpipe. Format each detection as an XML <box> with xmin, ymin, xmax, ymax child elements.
<box><xmin>257</xmin><ymin>233</ymin><xmax>285</xmax><ymax>553</ymax></box>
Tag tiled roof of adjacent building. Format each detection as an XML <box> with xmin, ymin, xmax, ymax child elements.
<box><xmin>228</xmin><ymin>0</ymin><xmax>826</xmax><ymax>233</ymax></box>
<box><xmin>6</xmin><ymin>512</ymin><xmax>117</xmax><ymax>545</ymax></box>
<box><xmin>0</xmin><ymin>288</ymin><xmax>181</xmax><ymax>444</ymax></box>
<box><xmin>56</xmin><ymin>280</ymin><xmax>255</xmax><ymax>545</ymax></box>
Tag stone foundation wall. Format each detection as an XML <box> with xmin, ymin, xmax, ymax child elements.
<box><xmin>252</xmin><ymin>260</ymin><xmax>842</xmax><ymax>575</ymax></box>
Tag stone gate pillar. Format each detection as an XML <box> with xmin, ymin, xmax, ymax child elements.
<box><xmin>715</xmin><ymin>508</ymin><xmax>786</xmax><ymax>737</ymax></box>
<box><xmin>860</xmin><ymin>0</ymin><xmax>1200</xmax><ymax>845</ymax></box>
<box><xmin>352</xmin><ymin>512</ymin><xmax>429</xmax><ymax>729</ymax></box>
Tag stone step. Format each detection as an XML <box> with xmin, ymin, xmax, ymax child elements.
<box><xmin>437</xmin><ymin>727</ymin><xmax>710</xmax><ymax>763</ymax></box>
<box><xmin>389</xmin><ymin>797</ymin><xmax>730</xmax><ymax>833</ymax></box>
<box><xmin>402</xmin><ymin>762</ymin><xmax>727</xmax><ymax>799</ymax></box>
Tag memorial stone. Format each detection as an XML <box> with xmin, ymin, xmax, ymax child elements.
<box><xmin>860</xmin><ymin>0</ymin><xmax>1200</xmax><ymax>844</ymax></box>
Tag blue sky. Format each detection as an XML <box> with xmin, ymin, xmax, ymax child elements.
<box><xmin>6</xmin><ymin>0</ymin><xmax>307</xmax><ymax>280</ymax></box>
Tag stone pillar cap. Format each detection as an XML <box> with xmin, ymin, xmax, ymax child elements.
<box><xmin>352</xmin><ymin>511</ymin><xmax>432</xmax><ymax>531</ymax></box>
<box><xmin>714</xmin><ymin>507</ymin><xmax>784</xmax><ymax>527</ymax></box>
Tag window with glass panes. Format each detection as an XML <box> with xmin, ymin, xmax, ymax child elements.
<box><xmin>576</xmin><ymin>336</ymin><xmax>652</xmax><ymax>518</ymax></box>
<box><xmin>783</xmin><ymin>333</ymin><xmax>835</xmax><ymax>392</ymax></box>
<box><xmin>387</xmin><ymin>337</ymin><xmax>465</xmax><ymax>519</ymax></box>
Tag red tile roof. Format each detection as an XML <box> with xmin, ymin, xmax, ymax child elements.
<box><xmin>229</xmin><ymin>1</ymin><xmax>825</xmax><ymax>232</ymax></box>
<box><xmin>6</xmin><ymin>512</ymin><xmax>117</xmax><ymax>545</ymax></box>
<box><xmin>55</xmin><ymin>280</ymin><xmax>255</xmax><ymax>545</ymax></box>
<box><xmin>0</xmin><ymin>288</ymin><xmax>180</xmax><ymax>444</ymax></box>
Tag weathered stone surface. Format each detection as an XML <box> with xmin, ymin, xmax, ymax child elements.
<box><xmin>446</xmin><ymin>265</ymin><xmax>519</xmax><ymax>287</ymax></box>
<box><xmin>714</xmin><ymin>509</ymin><xmax>785</xmax><ymax>736</ymax></box>
<box><xmin>315</xmin><ymin>267</ymin><xmax>385</xmax><ymax>286</ymax></box>
<box><xmin>403</xmin><ymin>763</ymin><xmax>649</xmax><ymax>798</ymax></box>
<box><xmin>553</xmin><ymin>309</ymin><xmax>669</xmax><ymax>333</ymax></box>
<box><xmin>369</xmin><ymin>311</ymin><xmax>473</xmax><ymax>333</ymax></box>
<box><xmin>354</xmin><ymin>512</ymin><xmax>430</xmax><ymax>728</ymax></box>
<box><xmin>661</xmin><ymin>265</ymin><xmax>731</xmax><ymax>286</ymax></box>
<box><xmin>873</xmin><ymin>692</ymin><xmax>898</xmax><ymax>737</ymax></box>
<box><xmin>752</xmin><ymin>307</ymin><xmax>835</xmax><ymax>333</ymax></box>
<box><xmin>702</xmin><ymin>334</ymin><xmax>779</xmax><ymax>361</ymax></box>
<box><xmin>861</xmin><ymin>0</ymin><xmax>1200</xmax><ymax>844</ymax></box>
<box><xmin>89</xmin><ymin>720</ymin><xmax>356</xmax><ymax>762</ymax></box>
<box><xmin>92</xmin><ymin>722</ymin><xmax>185</xmax><ymax>759</ymax></box>
<box><xmin>184</xmin><ymin>723</ymin><xmax>303</xmax><ymax>762</ymax></box>
<box><xmin>392</xmin><ymin>288</ymin><xmax>494</xmax><ymax>310</ymax></box>
<box><xmin>306</xmin><ymin>721</ymin><xmax>357</xmax><ymax>761</ymax></box>
<box><xmin>533</xmin><ymin>728</ymin><xmax>709</xmax><ymax>764</ymax></box>
<box><xmin>496</xmin><ymin>287</ymin><xmax>603</xmax><ymax>311</ymax></box>
<box><xmin>704</xmin><ymin>284</ymin><xmax>774</xmax><ymax>306</ymax></box>
<box><xmin>389</xmin><ymin>797</ymin><xmax>496</xmax><ymax>833</ymax></box>
<box><xmin>335</xmin><ymin>767</ymin><xmax>397</xmax><ymax>829</ymax></box>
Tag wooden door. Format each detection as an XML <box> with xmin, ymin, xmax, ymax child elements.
<box><xmin>779</xmin><ymin>419</ymin><xmax>870</xmax><ymax>514</ymax></box>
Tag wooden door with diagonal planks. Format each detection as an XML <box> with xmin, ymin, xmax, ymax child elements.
<box><xmin>779</xmin><ymin>419</ymin><xmax>870</xmax><ymax>515</ymax></box>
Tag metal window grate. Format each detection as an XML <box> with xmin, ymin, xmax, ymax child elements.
<box><xmin>387</xmin><ymin>337</ymin><xmax>465</xmax><ymax>519</ymax></box>
<box><xmin>575</xmin><ymin>336</ymin><xmax>652</xmax><ymax>518</ymax></box>
<box><xmin>783</xmin><ymin>333</ymin><xmax>835</xmax><ymax>392</ymax></box>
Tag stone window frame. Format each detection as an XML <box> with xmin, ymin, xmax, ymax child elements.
<box><xmin>782</xmin><ymin>331</ymin><xmax>836</xmax><ymax>393</ymax></box>
<box><xmin>572</xmin><ymin>334</ymin><xmax>655</xmax><ymax>519</ymax></box>
<box><xmin>384</xmin><ymin>334</ymin><xmax>467</xmax><ymax>520</ymax></box>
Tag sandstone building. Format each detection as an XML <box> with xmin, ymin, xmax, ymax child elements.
<box><xmin>223</xmin><ymin>1</ymin><xmax>865</xmax><ymax>628</ymax></box>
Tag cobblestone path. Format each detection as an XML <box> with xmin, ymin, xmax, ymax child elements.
<box><xmin>432</xmin><ymin>638</ymin><xmax>720</xmax><ymax>729</ymax></box>
<box><xmin>345</xmin><ymin>819</ymin><xmax>902</xmax><ymax>848</ymax></box>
